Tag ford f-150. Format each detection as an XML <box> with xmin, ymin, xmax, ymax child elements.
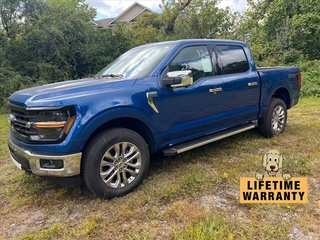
<box><xmin>7</xmin><ymin>39</ymin><xmax>301</xmax><ymax>198</ymax></box>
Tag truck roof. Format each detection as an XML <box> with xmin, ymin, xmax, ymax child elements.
<box><xmin>139</xmin><ymin>39</ymin><xmax>247</xmax><ymax>48</ymax></box>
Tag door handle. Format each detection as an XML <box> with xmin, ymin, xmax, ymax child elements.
<box><xmin>248</xmin><ymin>82</ymin><xmax>258</xmax><ymax>87</ymax></box>
<box><xmin>209</xmin><ymin>87</ymin><xmax>222</xmax><ymax>94</ymax></box>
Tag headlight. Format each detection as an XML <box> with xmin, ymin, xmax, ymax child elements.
<box><xmin>29</xmin><ymin>107</ymin><xmax>76</xmax><ymax>142</ymax></box>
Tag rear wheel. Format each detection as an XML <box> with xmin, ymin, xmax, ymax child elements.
<box><xmin>82</xmin><ymin>128</ymin><xmax>150</xmax><ymax>199</ymax></box>
<box><xmin>258</xmin><ymin>98</ymin><xmax>287</xmax><ymax>138</ymax></box>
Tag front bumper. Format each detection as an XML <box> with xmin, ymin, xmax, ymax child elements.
<box><xmin>8</xmin><ymin>136</ymin><xmax>82</xmax><ymax>177</ymax></box>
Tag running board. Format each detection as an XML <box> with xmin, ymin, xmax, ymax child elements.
<box><xmin>162</xmin><ymin>123</ymin><xmax>256</xmax><ymax>156</ymax></box>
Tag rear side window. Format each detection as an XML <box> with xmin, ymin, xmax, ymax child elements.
<box><xmin>216</xmin><ymin>45</ymin><xmax>250</xmax><ymax>75</ymax></box>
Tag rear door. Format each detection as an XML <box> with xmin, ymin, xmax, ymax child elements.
<box><xmin>213</xmin><ymin>45</ymin><xmax>260</xmax><ymax>125</ymax></box>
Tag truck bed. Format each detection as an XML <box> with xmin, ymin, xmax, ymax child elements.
<box><xmin>257</xmin><ymin>66</ymin><xmax>301</xmax><ymax>110</ymax></box>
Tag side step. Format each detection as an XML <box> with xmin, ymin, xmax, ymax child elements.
<box><xmin>162</xmin><ymin>123</ymin><xmax>256</xmax><ymax>156</ymax></box>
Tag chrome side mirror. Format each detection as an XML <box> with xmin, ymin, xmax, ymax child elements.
<box><xmin>162</xmin><ymin>70</ymin><xmax>193</xmax><ymax>88</ymax></box>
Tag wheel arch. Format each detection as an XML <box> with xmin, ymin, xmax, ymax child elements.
<box><xmin>271</xmin><ymin>87</ymin><xmax>291</xmax><ymax>109</ymax></box>
<box><xmin>259</xmin><ymin>86</ymin><xmax>291</xmax><ymax>120</ymax></box>
<box><xmin>83</xmin><ymin>117</ymin><xmax>156</xmax><ymax>154</ymax></box>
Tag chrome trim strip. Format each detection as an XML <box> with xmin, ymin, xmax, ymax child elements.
<box><xmin>146</xmin><ymin>91</ymin><xmax>159</xmax><ymax>113</ymax></box>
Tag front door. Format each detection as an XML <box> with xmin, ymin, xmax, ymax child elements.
<box><xmin>158</xmin><ymin>45</ymin><xmax>225</xmax><ymax>145</ymax></box>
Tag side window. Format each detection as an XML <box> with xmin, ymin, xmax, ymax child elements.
<box><xmin>216</xmin><ymin>45</ymin><xmax>250</xmax><ymax>75</ymax></box>
<box><xmin>169</xmin><ymin>46</ymin><xmax>213</xmax><ymax>82</ymax></box>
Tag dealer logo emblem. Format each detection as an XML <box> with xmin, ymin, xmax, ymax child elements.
<box><xmin>255</xmin><ymin>149</ymin><xmax>291</xmax><ymax>180</ymax></box>
<box><xmin>239</xmin><ymin>149</ymin><xmax>308</xmax><ymax>204</ymax></box>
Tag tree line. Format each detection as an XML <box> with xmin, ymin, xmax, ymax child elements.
<box><xmin>0</xmin><ymin>0</ymin><xmax>319</xmax><ymax>112</ymax></box>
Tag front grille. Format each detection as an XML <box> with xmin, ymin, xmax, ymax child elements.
<box><xmin>8</xmin><ymin>102</ymin><xmax>73</xmax><ymax>143</ymax></box>
<box><xmin>8</xmin><ymin>103</ymin><xmax>37</xmax><ymax>141</ymax></box>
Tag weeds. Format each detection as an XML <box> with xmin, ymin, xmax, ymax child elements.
<box><xmin>0</xmin><ymin>98</ymin><xmax>319</xmax><ymax>239</ymax></box>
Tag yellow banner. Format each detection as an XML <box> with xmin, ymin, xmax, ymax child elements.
<box><xmin>239</xmin><ymin>177</ymin><xmax>308</xmax><ymax>203</ymax></box>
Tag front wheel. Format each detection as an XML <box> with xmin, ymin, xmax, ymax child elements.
<box><xmin>82</xmin><ymin>128</ymin><xmax>150</xmax><ymax>199</ymax></box>
<box><xmin>258</xmin><ymin>98</ymin><xmax>287</xmax><ymax>138</ymax></box>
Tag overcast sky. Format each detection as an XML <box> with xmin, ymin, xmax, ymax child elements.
<box><xmin>85</xmin><ymin>0</ymin><xmax>248</xmax><ymax>20</ymax></box>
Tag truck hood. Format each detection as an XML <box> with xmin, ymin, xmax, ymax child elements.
<box><xmin>9</xmin><ymin>77</ymin><xmax>136</xmax><ymax>107</ymax></box>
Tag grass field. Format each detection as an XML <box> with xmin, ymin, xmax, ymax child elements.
<box><xmin>0</xmin><ymin>98</ymin><xmax>319</xmax><ymax>240</ymax></box>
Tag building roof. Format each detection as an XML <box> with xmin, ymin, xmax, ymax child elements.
<box><xmin>93</xmin><ymin>2</ymin><xmax>155</xmax><ymax>29</ymax></box>
<box><xmin>92</xmin><ymin>18</ymin><xmax>115</xmax><ymax>28</ymax></box>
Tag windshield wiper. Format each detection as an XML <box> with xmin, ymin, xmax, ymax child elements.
<box><xmin>101</xmin><ymin>73</ymin><xmax>124</xmax><ymax>78</ymax></box>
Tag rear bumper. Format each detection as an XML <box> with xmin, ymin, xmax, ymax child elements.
<box><xmin>8</xmin><ymin>135</ymin><xmax>82</xmax><ymax>177</ymax></box>
<box><xmin>293</xmin><ymin>95</ymin><xmax>300</xmax><ymax>107</ymax></box>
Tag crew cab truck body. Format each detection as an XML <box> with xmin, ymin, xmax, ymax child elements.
<box><xmin>7</xmin><ymin>39</ymin><xmax>301</xmax><ymax>198</ymax></box>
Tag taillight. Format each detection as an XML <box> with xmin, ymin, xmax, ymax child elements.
<box><xmin>296</xmin><ymin>73</ymin><xmax>302</xmax><ymax>90</ymax></box>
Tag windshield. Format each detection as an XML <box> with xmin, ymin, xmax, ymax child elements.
<box><xmin>96</xmin><ymin>43</ymin><xmax>175</xmax><ymax>79</ymax></box>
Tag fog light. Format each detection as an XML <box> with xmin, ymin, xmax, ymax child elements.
<box><xmin>40</xmin><ymin>159</ymin><xmax>64</xmax><ymax>169</ymax></box>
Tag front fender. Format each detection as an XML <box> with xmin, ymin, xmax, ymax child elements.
<box><xmin>75</xmin><ymin>106</ymin><xmax>162</xmax><ymax>146</ymax></box>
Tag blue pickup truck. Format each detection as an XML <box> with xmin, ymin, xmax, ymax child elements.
<box><xmin>7</xmin><ymin>39</ymin><xmax>301</xmax><ymax>198</ymax></box>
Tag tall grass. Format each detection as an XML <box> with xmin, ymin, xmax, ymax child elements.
<box><xmin>0</xmin><ymin>98</ymin><xmax>319</xmax><ymax>239</ymax></box>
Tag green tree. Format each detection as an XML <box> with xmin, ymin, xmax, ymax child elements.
<box><xmin>237</xmin><ymin>0</ymin><xmax>320</xmax><ymax>62</ymax></box>
<box><xmin>7</xmin><ymin>0</ymin><xmax>97</xmax><ymax>81</ymax></box>
<box><xmin>0</xmin><ymin>0</ymin><xmax>45</xmax><ymax>37</ymax></box>
<box><xmin>129</xmin><ymin>12</ymin><xmax>167</xmax><ymax>46</ymax></box>
<box><xmin>290</xmin><ymin>13</ymin><xmax>320</xmax><ymax>60</ymax></box>
<box><xmin>160</xmin><ymin>0</ymin><xmax>192</xmax><ymax>35</ymax></box>
<box><xmin>87</xmin><ymin>25</ymin><xmax>132</xmax><ymax>74</ymax></box>
<box><xmin>175</xmin><ymin>0</ymin><xmax>237</xmax><ymax>39</ymax></box>
<box><xmin>0</xmin><ymin>0</ymin><xmax>136</xmax><ymax>109</ymax></box>
<box><xmin>0</xmin><ymin>30</ymin><xmax>30</xmax><ymax>112</ymax></box>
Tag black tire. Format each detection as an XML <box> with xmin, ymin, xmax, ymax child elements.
<box><xmin>82</xmin><ymin>128</ymin><xmax>150</xmax><ymax>199</ymax></box>
<box><xmin>258</xmin><ymin>98</ymin><xmax>287</xmax><ymax>138</ymax></box>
